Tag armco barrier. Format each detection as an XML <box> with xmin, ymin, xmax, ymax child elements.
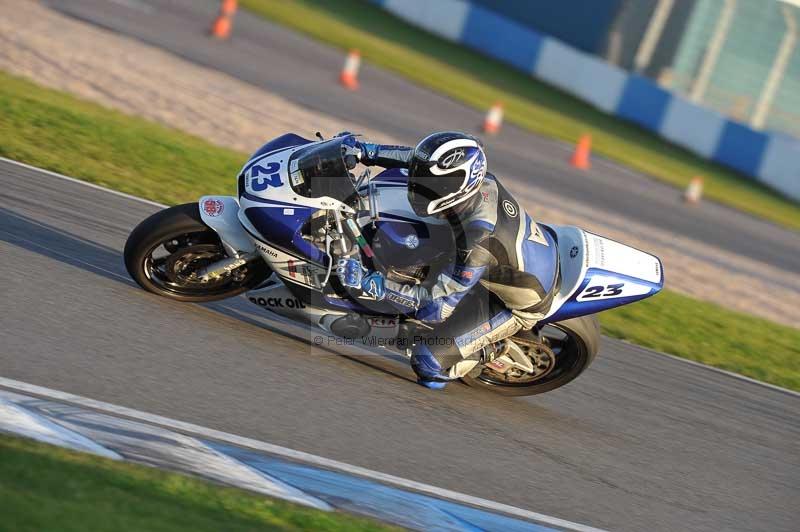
<box><xmin>371</xmin><ymin>0</ymin><xmax>799</xmax><ymax>202</ymax></box>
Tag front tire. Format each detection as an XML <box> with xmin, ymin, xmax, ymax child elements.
<box><xmin>461</xmin><ymin>315</ymin><xmax>600</xmax><ymax>396</ymax></box>
<box><xmin>124</xmin><ymin>203</ymin><xmax>268</xmax><ymax>302</ymax></box>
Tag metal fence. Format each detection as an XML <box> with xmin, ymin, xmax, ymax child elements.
<box><xmin>607</xmin><ymin>0</ymin><xmax>800</xmax><ymax>137</ymax></box>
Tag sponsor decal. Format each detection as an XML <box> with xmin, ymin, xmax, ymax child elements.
<box><xmin>387</xmin><ymin>291</ymin><xmax>416</xmax><ymax>308</ymax></box>
<box><xmin>457</xmin><ymin>321</ymin><xmax>492</xmax><ymax>349</ymax></box>
<box><xmin>249</xmin><ymin>296</ymin><xmax>306</xmax><ymax>309</ymax></box>
<box><xmin>290</xmin><ymin>169</ymin><xmax>304</xmax><ymax>186</ymax></box>
<box><xmin>255</xmin><ymin>241</ymin><xmax>278</xmax><ymax>259</ymax></box>
<box><xmin>502</xmin><ymin>200</ymin><xmax>518</xmax><ymax>218</ymax></box>
<box><xmin>582</xmin><ymin>232</ymin><xmax>590</xmax><ymax>268</ymax></box>
<box><xmin>440</xmin><ymin>148</ymin><xmax>466</xmax><ymax>169</ymax></box>
<box><xmin>287</xmin><ymin>260</ymin><xmax>297</xmax><ymax>278</ymax></box>
<box><xmin>453</xmin><ymin>266</ymin><xmax>474</xmax><ymax>281</ymax></box>
<box><xmin>481</xmin><ymin>191</ymin><xmax>490</xmax><ymax>202</ymax></box>
<box><xmin>368</xmin><ymin>317</ymin><xmax>398</xmax><ymax>328</ymax></box>
<box><xmin>463</xmin><ymin>322</ymin><xmax>491</xmax><ymax>339</ymax></box>
<box><xmin>570</xmin><ymin>246</ymin><xmax>579</xmax><ymax>259</ymax></box>
<box><xmin>487</xmin><ymin>359</ymin><xmax>506</xmax><ymax>371</ymax></box>
<box><xmin>404</xmin><ymin>235</ymin><xmax>419</xmax><ymax>249</ymax></box>
<box><xmin>203</xmin><ymin>198</ymin><xmax>224</xmax><ymax>217</ymax></box>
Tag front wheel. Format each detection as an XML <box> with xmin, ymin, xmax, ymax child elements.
<box><xmin>461</xmin><ymin>315</ymin><xmax>600</xmax><ymax>396</ymax></box>
<box><xmin>124</xmin><ymin>203</ymin><xmax>269</xmax><ymax>302</ymax></box>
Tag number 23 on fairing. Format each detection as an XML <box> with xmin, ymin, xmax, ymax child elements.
<box><xmin>576</xmin><ymin>274</ymin><xmax>651</xmax><ymax>302</ymax></box>
<box><xmin>249</xmin><ymin>162</ymin><xmax>283</xmax><ymax>191</ymax></box>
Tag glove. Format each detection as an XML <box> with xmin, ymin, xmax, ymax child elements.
<box><xmin>335</xmin><ymin>259</ymin><xmax>386</xmax><ymax>300</ymax></box>
<box><xmin>358</xmin><ymin>141</ymin><xmax>380</xmax><ymax>165</ymax></box>
<box><xmin>337</xmin><ymin>134</ymin><xmax>366</xmax><ymax>169</ymax></box>
<box><xmin>336</xmin><ymin>258</ymin><xmax>364</xmax><ymax>288</ymax></box>
<box><xmin>361</xmin><ymin>271</ymin><xmax>386</xmax><ymax>300</ymax></box>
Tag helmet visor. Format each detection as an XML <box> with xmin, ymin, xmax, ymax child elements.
<box><xmin>407</xmin><ymin>174</ymin><xmax>466</xmax><ymax>216</ymax></box>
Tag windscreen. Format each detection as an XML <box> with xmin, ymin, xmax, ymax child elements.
<box><xmin>288</xmin><ymin>138</ymin><xmax>355</xmax><ymax>203</ymax></box>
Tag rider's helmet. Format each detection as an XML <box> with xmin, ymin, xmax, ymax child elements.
<box><xmin>407</xmin><ymin>131</ymin><xmax>487</xmax><ymax>217</ymax></box>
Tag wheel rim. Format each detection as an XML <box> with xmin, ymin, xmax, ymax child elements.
<box><xmin>142</xmin><ymin>231</ymin><xmax>254</xmax><ymax>297</ymax></box>
<box><xmin>474</xmin><ymin>324</ymin><xmax>586</xmax><ymax>389</ymax></box>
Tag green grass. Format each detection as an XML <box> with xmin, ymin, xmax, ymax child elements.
<box><xmin>1</xmin><ymin>70</ymin><xmax>797</xmax><ymax>390</ymax></box>
<box><xmin>601</xmin><ymin>290</ymin><xmax>800</xmax><ymax>391</ymax></box>
<box><xmin>240</xmin><ymin>0</ymin><xmax>800</xmax><ymax>231</ymax></box>
<box><xmin>0</xmin><ymin>72</ymin><xmax>241</xmax><ymax>206</ymax></box>
<box><xmin>0</xmin><ymin>434</ymin><xmax>394</xmax><ymax>532</ymax></box>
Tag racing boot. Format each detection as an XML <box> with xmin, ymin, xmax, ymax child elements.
<box><xmin>409</xmin><ymin>344</ymin><xmax>455</xmax><ymax>390</ymax></box>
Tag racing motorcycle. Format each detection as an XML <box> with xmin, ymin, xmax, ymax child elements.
<box><xmin>124</xmin><ymin>133</ymin><xmax>664</xmax><ymax>396</ymax></box>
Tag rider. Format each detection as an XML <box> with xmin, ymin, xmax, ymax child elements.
<box><xmin>336</xmin><ymin>131</ymin><xmax>559</xmax><ymax>390</ymax></box>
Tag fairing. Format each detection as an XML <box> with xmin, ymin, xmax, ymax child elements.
<box><xmin>541</xmin><ymin>225</ymin><xmax>663</xmax><ymax>323</ymax></box>
<box><xmin>223</xmin><ymin>133</ymin><xmax>663</xmax><ymax>326</ymax></box>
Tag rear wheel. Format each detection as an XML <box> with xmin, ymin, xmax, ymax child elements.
<box><xmin>124</xmin><ymin>203</ymin><xmax>268</xmax><ymax>302</ymax></box>
<box><xmin>461</xmin><ymin>315</ymin><xmax>600</xmax><ymax>396</ymax></box>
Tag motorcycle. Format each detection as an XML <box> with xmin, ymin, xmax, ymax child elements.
<box><xmin>124</xmin><ymin>133</ymin><xmax>664</xmax><ymax>396</ymax></box>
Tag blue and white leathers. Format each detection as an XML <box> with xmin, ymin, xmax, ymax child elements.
<box><xmin>188</xmin><ymin>132</ymin><xmax>663</xmax><ymax>394</ymax></box>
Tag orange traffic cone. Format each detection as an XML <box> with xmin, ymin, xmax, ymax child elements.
<box><xmin>570</xmin><ymin>134</ymin><xmax>592</xmax><ymax>170</ymax></box>
<box><xmin>482</xmin><ymin>102</ymin><xmax>504</xmax><ymax>134</ymax></box>
<box><xmin>340</xmin><ymin>49</ymin><xmax>361</xmax><ymax>90</ymax></box>
<box><xmin>220</xmin><ymin>0</ymin><xmax>237</xmax><ymax>16</ymax></box>
<box><xmin>210</xmin><ymin>0</ymin><xmax>237</xmax><ymax>39</ymax></box>
<box><xmin>684</xmin><ymin>176</ymin><xmax>703</xmax><ymax>203</ymax></box>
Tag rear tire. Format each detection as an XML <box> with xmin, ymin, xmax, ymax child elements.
<box><xmin>124</xmin><ymin>203</ymin><xmax>268</xmax><ymax>302</ymax></box>
<box><xmin>461</xmin><ymin>315</ymin><xmax>600</xmax><ymax>396</ymax></box>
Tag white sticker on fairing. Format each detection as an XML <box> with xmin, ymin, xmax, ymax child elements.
<box><xmin>576</xmin><ymin>274</ymin><xmax>652</xmax><ymax>302</ymax></box>
<box><xmin>290</xmin><ymin>170</ymin><xmax>304</xmax><ymax>186</ymax></box>
<box><xmin>584</xmin><ymin>233</ymin><xmax>662</xmax><ymax>284</ymax></box>
<box><xmin>254</xmin><ymin>241</ymin><xmax>326</xmax><ymax>289</ymax></box>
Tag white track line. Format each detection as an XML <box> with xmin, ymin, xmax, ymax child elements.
<box><xmin>2</xmin><ymin>155</ymin><xmax>797</xmax><ymax>397</ymax></box>
<box><xmin>105</xmin><ymin>0</ymin><xmax>155</xmax><ymax>13</ymax></box>
<box><xmin>634</xmin><ymin>343</ymin><xmax>800</xmax><ymax>398</ymax></box>
<box><xmin>1</xmin><ymin>157</ymin><xmax>166</xmax><ymax>208</ymax></box>
<box><xmin>0</xmin><ymin>376</ymin><xmax>605</xmax><ymax>532</ymax></box>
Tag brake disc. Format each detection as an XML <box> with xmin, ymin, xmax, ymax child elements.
<box><xmin>482</xmin><ymin>336</ymin><xmax>557</xmax><ymax>382</ymax></box>
<box><xmin>165</xmin><ymin>244</ymin><xmax>225</xmax><ymax>287</ymax></box>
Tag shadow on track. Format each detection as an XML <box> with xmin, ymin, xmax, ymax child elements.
<box><xmin>0</xmin><ymin>207</ymin><xmax>419</xmax><ymax>385</ymax></box>
<box><xmin>0</xmin><ymin>208</ymin><xmax>134</xmax><ymax>286</ymax></box>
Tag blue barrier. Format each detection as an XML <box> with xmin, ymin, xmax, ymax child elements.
<box><xmin>616</xmin><ymin>74</ymin><xmax>672</xmax><ymax>131</ymax></box>
<box><xmin>376</xmin><ymin>0</ymin><xmax>799</xmax><ymax>202</ymax></box>
<box><xmin>714</xmin><ymin>121</ymin><xmax>770</xmax><ymax>177</ymax></box>
<box><xmin>461</xmin><ymin>5</ymin><xmax>543</xmax><ymax>72</ymax></box>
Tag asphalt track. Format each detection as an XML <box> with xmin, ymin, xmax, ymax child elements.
<box><xmin>1</xmin><ymin>160</ymin><xmax>798</xmax><ymax>531</ymax></box>
<box><xmin>45</xmin><ymin>0</ymin><xmax>800</xmax><ymax>275</ymax></box>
